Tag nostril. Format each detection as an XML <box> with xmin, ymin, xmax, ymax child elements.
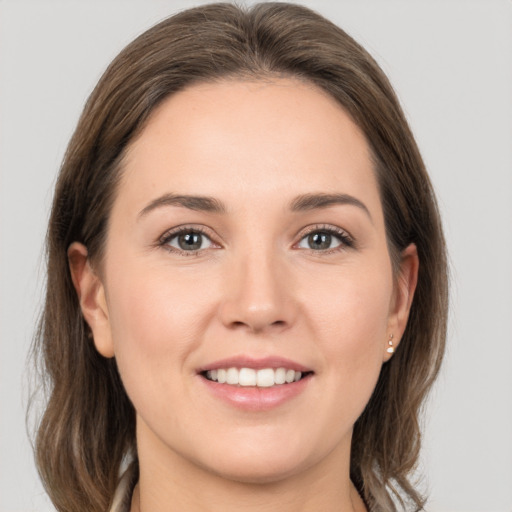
<box><xmin>228</xmin><ymin>319</ymin><xmax>287</xmax><ymax>331</ymax></box>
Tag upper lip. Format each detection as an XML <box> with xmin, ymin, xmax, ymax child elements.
<box><xmin>197</xmin><ymin>356</ymin><xmax>313</xmax><ymax>373</ymax></box>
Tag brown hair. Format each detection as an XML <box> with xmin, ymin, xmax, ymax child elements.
<box><xmin>32</xmin><ymin>3</ymin><xmax>448</xmax><ymax>511</ymax></box>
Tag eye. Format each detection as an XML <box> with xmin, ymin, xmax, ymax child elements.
<box><xmin>161</xmin><ymin>227</ymin><xmax>216</xmax><ymax>254</ymax></box>
<box><xmin>296</xmin><ymin>226</ymin><xmax>353</xmax><ymax>252</ymax></box>
<box><xmin>298</xmin><ymin>231</ymin><xmax>341</xmax><ymax>251</ymax></box>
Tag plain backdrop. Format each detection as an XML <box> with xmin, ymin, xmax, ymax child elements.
<box><xmin>1</xmin><ymin>1</ymin><xmax>511</xmax><ymax>511</ymax></box>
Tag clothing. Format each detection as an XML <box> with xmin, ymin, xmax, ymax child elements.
<box><xmin>109</xmin><ymin>463</ymin><xmax>138</xmax><ymax>512</ymax></box>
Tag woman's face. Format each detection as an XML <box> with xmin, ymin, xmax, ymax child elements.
<box><xmin>76</xmin><ymin>78</ymin><xmax>417</xmax><ymax>484</ymax></box>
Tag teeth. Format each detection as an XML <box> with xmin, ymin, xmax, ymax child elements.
<box><xmin>257</xmin><ymin>368</ymin><xmax>275</xmax><ymax>387</ymax></box>
<box><xmin>226</xmin><ymin>367</ymin><xmax>238</xmax><ymax>385</ymax></box>
<box><xmin>217</xmin><ymin>369</ymin><xmax>226</xmax><ymax>384</ymax></box>
<box><xmin>205</xmin><ymin>367</ymin><xmax>304</xmax><ymax>387</ymax></box>
<box><xmin>275</xmin><ymin>367</ymin><xmax>286</xmax><ymax>384</ymax></box>
<box><xmin>239</xmin><ymin>368</ymin><xmax>256</xmax><ymax>386</ymax></box>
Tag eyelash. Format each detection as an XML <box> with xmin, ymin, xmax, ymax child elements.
<box><xmin>158</xmin><ymin>225</ymin><xmax>216</xmax><ymax>257</ymax></box>
<box><xmin>296</xmin><ymin>224</ymin><xmax>355</xmax><ymax>254</ymax></box>
<box><xmin>158</xmin><ymin>224</ymin><xmax>355</xmax><ymax>257</ymax></box>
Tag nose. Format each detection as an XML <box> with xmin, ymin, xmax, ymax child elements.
<box><xmin>218</xmin><ymin>247</ymin><xmax>297</xmax><ymax>335</ymax></box>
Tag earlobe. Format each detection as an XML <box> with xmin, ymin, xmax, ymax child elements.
<box><xmin>67</xmin><ymin>242</ymin><xmax>115</xmax><ymax>358</ymax></box>
<box><xmin>384</xmin><ymin>243</ymin><xmax>419</xmax><ymax>361</ymax></box>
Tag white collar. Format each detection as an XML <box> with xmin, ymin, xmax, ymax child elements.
<box><xmin>109</xmin><ymin>462</ymin><xmax>137</xmax><ymax>512</ymax></box>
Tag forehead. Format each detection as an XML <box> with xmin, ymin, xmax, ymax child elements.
<box><xmin>119</xmin><ymin>78</ymin><xmax>381</xmax><ymax>218</ymax></box>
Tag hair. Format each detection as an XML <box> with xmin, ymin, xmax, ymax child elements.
<box><xmin>31</xmin><ymin>3</ymin><xmax>448</xmax><ymax>511</ymax></box>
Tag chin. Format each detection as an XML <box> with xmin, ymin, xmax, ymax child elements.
<box><xmin>202</xmin><ymin>455</ymin><xmax>309</xmax><ymax>485</ymax></box>
<box><xmin>188</xmin><ymin>435</ymin><xmax>320</xmax><ymax>486</ymax></box>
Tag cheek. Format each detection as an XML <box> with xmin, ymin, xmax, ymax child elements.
<box><xmin>106</xmin><ymin>261</ymin><xmax>213</xmax><ymax>347</ymax></box>
<box><xmin>104</xmin><ymin>263</ymin><xmax>212</xmax><ymax>393</ymax></box>
<box><xmin>309</xmin><ymin>262</ymin><xmax>392</xmax><ymax>394</ymax></box>
<box><xmin>103</xmin><ymin>266</ymin><xmax>214</xmax><ymax>432</ymax></box>
<box><xmin>309</xmin><ymin>260</ymin><xmax>393</xmax><ymax>343</ymax></box>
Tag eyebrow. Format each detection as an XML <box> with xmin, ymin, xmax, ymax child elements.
<box><xmin>138</xmin><ymin>193</ymin><xmax>226</xmax><ymax>217</ymax></box>
<box><xmin>290</xmin><ymin>192</ymin><xmax>372</xmax><ymax>221</ymax></box>
<box><xmin>138</xmin><ymin>191</ymin><xmax>371</xmax><ymax>221</ymax></box>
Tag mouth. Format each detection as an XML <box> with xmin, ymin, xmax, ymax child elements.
<box><xmin>201</xmin><ymin>367</ymin><xmax>313</xmax><ymax>388</ymax></box>
<box><xmin>198</xmin><ymin>357</ymin><xmax>314</xmax><ymax>410</ymax></box>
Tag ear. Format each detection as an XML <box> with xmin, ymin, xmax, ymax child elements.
<box><xmin>384</xmin><ymin>243</ymin><xmax>419</xmax><ymax>362</ymax></box>
<box><xmin>68</xmin><ymin>242</ymin><xmax>115</xmax><ymax>358</ymax></box>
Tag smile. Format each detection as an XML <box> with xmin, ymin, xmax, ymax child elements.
<box><xmin>198</xmin><ymin>357</ymin><xmax>314</xmax><ymax>410</ymax></box>
<box><xmin>204</xmin><ymin>367</ymin><xmax>306</xmax><ymax>387</ymax></box>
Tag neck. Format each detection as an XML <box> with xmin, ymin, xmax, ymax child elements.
<box><xmin>130</xmin><ymin>422</ymin><xmax>367</xmax><ymax>512</ymax></box>
<box><xmin>131</xmin><ymin>480</ymin><xmax>366</xmax><ymax>512</ymax></box>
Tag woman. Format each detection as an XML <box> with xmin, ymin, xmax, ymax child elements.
<box><xmin>33</xmin><ymin>3</ymin><xmax>448</xmax><ymax>511</ymax></box>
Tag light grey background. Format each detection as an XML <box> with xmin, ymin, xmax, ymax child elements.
<box><xmin>1</xmin><ymin>1</ymin><xmax>511</xmax><ymax>511</ymax></box>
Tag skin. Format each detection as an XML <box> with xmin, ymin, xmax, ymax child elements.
<box><xmin>69</xmin><ymin>78</ymin><xmax>418</xmax><ymax>512</ymax></box>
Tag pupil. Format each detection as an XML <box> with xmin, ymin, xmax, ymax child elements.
<box><xmin>309</xmin><ymin>232</ymin><xmax>331</xmax><ymax>250</ymax></box>
<box><xmin>179</xmin><ymin>232</ymin><xmax>201</xmax><ymax>250</ymax></box>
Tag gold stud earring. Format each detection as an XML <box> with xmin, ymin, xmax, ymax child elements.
<box><xmin>386</xmin><ymin>334</ymin><xmax>395</xmax><ymax>354</ymax></box>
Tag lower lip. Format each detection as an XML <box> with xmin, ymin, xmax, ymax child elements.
<box><xmin>199</xmin><ymin>374</ymin><xmax>312</xmax><ymax>411</ymax></box>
